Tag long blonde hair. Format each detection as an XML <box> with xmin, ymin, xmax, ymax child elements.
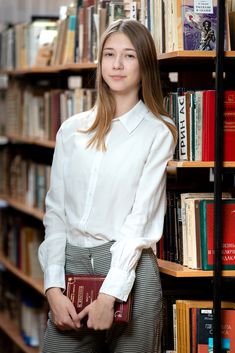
<box><xmin>85</xmin><ymin>19</ymin><xmax>177</xmax><ymax>150</ymax></box>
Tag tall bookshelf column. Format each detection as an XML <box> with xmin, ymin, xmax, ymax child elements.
<box><xmin>213</xmin><ymin>0</ymin><xmax>225</xmax><ymax>352</ymax></box>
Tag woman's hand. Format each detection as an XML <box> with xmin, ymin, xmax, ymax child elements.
<box><xmin>46</xmin><ymin>287</ymin><xmax>81</xmax><ymax>330</ymax></box>
<box><xmin>77</xmin><ymin>293</ymin><xmax>115</xmax><ymax>330</ymax></box>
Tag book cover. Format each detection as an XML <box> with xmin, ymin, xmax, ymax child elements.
<box><xmin>65</xmin><ymin>274</ymin><xmax>132</xmax><ymax>323</ymax></box>
<box><xmin>202</xmin><ymin>90</ymin><xmax>235</xmax><ymax>162</ymax></box>
<box><xmin>181</xmin><ymin>192</ymin><xmax>231</xmax><ymax>269</ymax></box>
<box><xmin>200</xmin><ymin>199</ymin><xmax>235</xmax><ymax>270</ymax></box>
<box><xmin>180</xmin><ymin>192</ymin><xmax>215</xmax><ymax>267</ymax></box>
<box><xmin>192</xmin><ymin>308</ymin><xmax>235</xmax><ymax>353</ymax></box>
<box><xmin>182</xmin><ymin>0</ymin><xmax>228</xmax><ymax>51</ymax></box>
<box><xmin>181</xmin><ymin>300</ymin><xmax>235</xmax><ymax>353</ymax></box>
<box><xmin>196</xmin><ymin>308</ymin><xmax>213</xmax><ymax>353</ymax></box>
<box><xmin>178</xmin><ymin>93</ymin><xmax>188</xmax><ymax>160</ymax></box>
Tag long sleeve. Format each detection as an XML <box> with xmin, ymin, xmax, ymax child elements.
<box><xmin>99</xmin><ymin>124</ymin><xmax>175</xmax><ymax>301</ymax></box>
<box><xmin>38</xmin><ymin>128</ymin><xmax>67</xmax><ymax>292</ymax></box>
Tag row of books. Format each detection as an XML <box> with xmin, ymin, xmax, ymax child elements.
<box><xmin>0</xmin><ymin>0</ymin><xmax>144</xmax><ymax>70</ymax></box>
<box><xmin>9</xmin><ymin>154</ymin><xmax>51</xmax><ymax>212</ymax></box>
<box><xmin>2</xmin><ymin>218</ymin><xmax>44</xmax><ymax>279</ymax></box>
<box><xmin>2</xmin><ymin>0</ymin><xmax>235</xmax><ymax>71</ymax></box>
<box><xmin>160</xmin><ymin>0</ymin><xmax>235</xmax><ymax>53</ymax></box>
<box><xmin>165</xmin><ymin>89</ymin><xmax>235</xmax><ymax>162</ymax></box>
<box><xmin>160</xmin><ymin>192</ymin><xmax>235</xmax><ymax>270</ymax></box>
<box><xmin>0</xmin><ymin>271</ymin><xmax>47</xmax><ymax>348</ymax></box>
<box><xmin>5</xmin><ymin>82</ymin><xmax>235</xmax><ymax>163</ymax></box>
<box><xmin>173</xmin><ymin>300</ymin><xmax>235</xmax><ymax>353</ymax></box>
<box><xmin>6</xmin><ymin>81</ymin><xmax>96</xmax><ymax>141</ymax></box>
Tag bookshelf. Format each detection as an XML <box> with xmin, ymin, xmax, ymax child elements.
<box><xmin>1</xmin><ymin>196</ymin><xmax>44</xmax><ymax>221</ymax></box>
<box><xmin>0</xmin><ymin>253</ymin><xmax>44</xmax><ymax>295</ymax></box>
<box><xmin>158</xmin><ymin>259</ymin><xmax>235</xmax><ymax>278</ymax></box>
<box><xmin>0</xmin><ymin>312</ymin><xmax>38</xmax><ymax>353</ymax></box>
<box><xmin>1</xmin><ymin>52</ymin><xmax>235</xmax><ymax>352</ymax></box>
<box><xmin>6</xmin><ymin>134</ymin><xmax>55</xmax><ymax>149</ymax></box>
<box><xmin>1</xmin><ymin>1</ymin><xmax>235</xmax><ymax>352</ymax></box>
<box><xmin>159</xmin><ymin>50</ymin><xmax>235</xmax><ymax>60</ymax></box>
<box><xmin>168</xmin><ymin>161</ymin><xmax>235</xmax><ymax>168</ymax></box>
<box><xmin>1</xmin><ymin>55</ymin><xmax>235</xmax><ymax>353</ymax></box>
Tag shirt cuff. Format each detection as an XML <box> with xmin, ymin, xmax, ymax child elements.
<box><xmin>99</xmin><ymin>267</ymin><xmax>135</xmax><ymax>302</ymax></box>
<box><xmin>44</xmin><ymin>264</ymin><xmax>65</xmax><ymax>293</ymax></box>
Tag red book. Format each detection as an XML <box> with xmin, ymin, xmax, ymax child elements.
<box><xmin>202</xmin><ymin>90</ymin><xmax>215</xmax><ymax>161</ymax></box>
<box><xmin>200</xmin><ymin>199</ymin><xmax>235</xmax><ymax>270</ymax></box>
<box><xmin>224</xmin><ymin>91</ymin><xmax>235</xmax><ymax>161</ymax></box>
<box><xmin>202</xmin><ymin>90</ymin><xmax>235</xmax><ymax>161</ymax></box>
<box><xmin>65</xmin><ymin>274</ymin><xmax>132</xmax><ymax>323</ymax></box>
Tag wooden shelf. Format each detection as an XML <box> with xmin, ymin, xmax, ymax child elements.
<box><xmin>158</xmin><ymin>50</ymin><xmax>235</xmax><ymax>61</ymax></box>
<box><xmin>1</xmin><ymin>196</ymin><xmax>44</xmax><ymax>221</ymax></box>
<box><xmin>157</xmin><ymin>259</ymin><xmax>235</xmax><ymax>278</ymax></box>
<box><xmin>4</xmin><ymin>62</ymin><xmax>97</xmax><ymax>75</ymax></box>
<box><xmin>2</xmin><ymin>51</ymin><xmax>235</xmax><ymax>75</ymax></box>
<box><xmin>9</xmin><ymin>198</ymin><xmax>44</xmax><ymax>220</ymax></box>
<box><xmin>7</xmin><ymin>134</ymin><xmax>55</xmax><ymax>148</ymax></box>
<box><xmin>158</xmin><ymin>50</ymin><xmax>235</xmax><ymax>71</ymax></box>
<box><xmin>0</xmin><ymin>253</ymin><xmax>44</xmax><ymax>295</ymax></box>
<box><xmin>5</xmin><ymin>135</ymin><xmax>235</xmax><ymax>168</ymax></box>
<box><xmin>0</xmin><ymin>311</ymin><xmax>39</xmax><ymax>353</ymax></box>
<box><xmin>168</xmin><ymin>160</ymin><xmax>235</xmax><ymax>168</ymax></box>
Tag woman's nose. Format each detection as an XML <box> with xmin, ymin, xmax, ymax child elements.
<box><xmin>113</xmin><ymin>55</ymin><xmax>123</xmax><ymax>69</ymax></box>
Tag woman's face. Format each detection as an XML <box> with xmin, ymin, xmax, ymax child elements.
<box><xmin>101</xmin><ymin>32</ymin><xmax>141</xmax><ymax>98</ymax></box>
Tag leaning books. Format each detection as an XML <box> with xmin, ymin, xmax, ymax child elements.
<box><xmin>65</xmin><ymin>274</ymin><xmax>133</xmax><ymax>323</ymax></box>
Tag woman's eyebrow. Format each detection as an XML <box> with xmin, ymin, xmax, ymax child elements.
<box><xmin>103</xmin><ymin>47</ymin><xmax>136</xmax><ymax>51</ymax></box>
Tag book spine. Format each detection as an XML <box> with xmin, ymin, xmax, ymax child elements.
<box><xmin>178</xmin><ymin>94</ymin><xmax>188</xmax><ymax>160</ymax></box>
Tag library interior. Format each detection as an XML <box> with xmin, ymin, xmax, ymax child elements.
<box><xmin>0</xmin><ymin>0</ymin><xmax>235</xmax><ymax>352</ymax></box>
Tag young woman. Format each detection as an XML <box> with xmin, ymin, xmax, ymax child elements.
<box><xmin>38</xmin><ymin>19</ymin><xmax>177</xmax><ymax>353</ymax></box>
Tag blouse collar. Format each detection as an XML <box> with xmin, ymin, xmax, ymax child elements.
<box><xmin>113</xmin><ymin>100</ymin><xmax>148</xmax><ymax>134</ymax></box>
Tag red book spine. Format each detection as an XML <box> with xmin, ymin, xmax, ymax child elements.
<box><xmin>202</xmin><ymin>90</ymin><xmax>235</xmax><ymax>161</ymax></box>
<box><xmin>202</xmin><ymin>201</ymin><xmax>235</xmax><ymax>269</ymax></box>
<box><xmin>224</xmin><ymin>91</ymin><xmax>235</xmax><ymax>161</ymax></box>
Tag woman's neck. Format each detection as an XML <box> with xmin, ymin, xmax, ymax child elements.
<box><xmin>113</xmin><ymin>94</ymin><xmax>139</xmax><ymax>118</ymax></box>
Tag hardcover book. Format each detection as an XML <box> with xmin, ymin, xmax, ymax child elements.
<box><xmin>202</xmin><ymin>90</ymin><xmax>235</xmax><ymax>162</ymax></box>
<box><xmin>182</xmin><ymin>0</ymin><xmax>228</xmax><ymax>51</ymax></box>
<box><xmin>191</xmin><ymin>307</ymin><xmax>235</xmax><ymax>353</ymax></box>
<box><xmin>65</xmin><ymin>274</ymin><xmax>132</xmax><ymax>323</ymax></box>
<box><xmin>200</xmin><ymin>199</ymin><xmax>235</xmax><ymax>270</ymax></box>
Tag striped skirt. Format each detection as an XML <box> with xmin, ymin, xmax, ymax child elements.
<box><xmin>42</xmin><ymin>241</ymin><xmax>163</xmax><ymax>353</ymax></box>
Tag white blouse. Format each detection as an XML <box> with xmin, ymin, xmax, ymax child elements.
<box><xmin>38</xmin><ymin>100</ymin><xmax>175</xmax><ymax>301</ymax></box>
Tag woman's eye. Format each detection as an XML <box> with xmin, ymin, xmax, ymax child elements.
<box><xmin>104</xmin><ymin>52</ymin><xmax>113</xmax><ymax>57</ymax></box>
<box><xmin>126</xmin><ymin>54</ymin><xmax>135</xmax><ymax>59</ymax></box>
